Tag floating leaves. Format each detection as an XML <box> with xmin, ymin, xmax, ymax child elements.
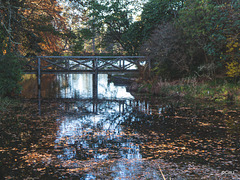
<box><xmin>0</xmin><ymin>99</ymin><xmax>240</xmax><ymax>179</ymax></box>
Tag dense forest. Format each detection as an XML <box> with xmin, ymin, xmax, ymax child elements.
<box><xmin>0</xmin><ymin>0</ymin><xmax>239</xmax><ymax>97</ymax></box>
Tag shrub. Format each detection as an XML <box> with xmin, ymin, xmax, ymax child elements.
<box><xmin>141</xmin><ymin>23</ymin><xmax>195</xmax><ymax>79</ymax></box>
<box><xmin>0</xmin><ymin>53</ymin><xmax>23</xmax><ymax>97</ymax></box>
<box><xmin>226</xmin><ymin>61</ymin><xmax>240</xmax><ymax>78</ymax></box>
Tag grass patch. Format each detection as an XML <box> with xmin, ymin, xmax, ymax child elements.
<box><xmin>143</xmin><ymin>78</ymin><xmax>240</xmax><ymax>104</ymax></box>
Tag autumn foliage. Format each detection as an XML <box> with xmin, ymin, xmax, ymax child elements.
<box><xmin>21</xmin><ymin>0</ymin><xmax>70</xmax><ymax>55</ymax></box>
<box><xmin>0</xmin><ymin>0</ymin><xmax>70</xmax><ymax>56</ymax></box>
<box><xmin>0</xmin><ymin>0</ymin><xmax>72</xmax><ymax>96</ymax></box>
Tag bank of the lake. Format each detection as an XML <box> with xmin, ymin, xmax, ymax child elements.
<box><xmin>128</xmin><ymin>78</ymin><xmax>240</xmax><ymax>104</ymax></box>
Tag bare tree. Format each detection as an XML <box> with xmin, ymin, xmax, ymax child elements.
<box><xmin>141</xmin><ymin>23</ymin><xmax>193</xmax><ymax>79</ymax></box>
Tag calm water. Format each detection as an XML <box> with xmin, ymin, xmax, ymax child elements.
<box><xmin>0</xmin><ymin>74</ymin><xmax>240</xmax><ymax>179</ymax></box>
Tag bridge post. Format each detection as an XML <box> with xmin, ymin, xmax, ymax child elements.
<box><xmin>92</xmin><ymin>58</ymin><xmax>98</xmax><ymax>99</ymax></box>
<box><xmin>37</xmin><ymin>57</ymin><xmax>41</xmax><ymax>97</ymax></box>
<box><xmin>65</xmin><ymin>58</ymin><xmax>69</xmax><ymax>70</ymax></box>
<box><xmin>119</xmin><ymin>59</ymin><xmax>122</xmax><ymax>68</ymax></box>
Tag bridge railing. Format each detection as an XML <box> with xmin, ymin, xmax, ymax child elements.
<box><xmin>23</xmin><ymin>56</ymin><xmax>149</xmax><ymax>74</ymax></box>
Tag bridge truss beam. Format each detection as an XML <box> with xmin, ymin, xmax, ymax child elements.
<box><xmin>23</xmin><ymin>56</ymin><xmax>149</xmax><ymax>74</ymax></box>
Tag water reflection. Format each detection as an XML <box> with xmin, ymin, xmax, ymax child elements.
<box><xmin>21</xmin><ymin>74</ymin><xmax>134</xmax><ymax>100</ymax></box>
<box><xmin>22</xmin><ymin>73</ymin><xmax>134</xmax><ymax>116</ymax></box>
<box><xmin>55</xmin><ymin>114</ymin><xmax>142</xmax><ymax>161</ymax></box>
<box><xmin>21</xmin><ymin>73</ymin><xmax>146</xmax><ymax>178</ymax></box>
<box><xmin>55</xmin><ymin>100</ymin><xmax>142</xmax><ymax>165</ymax></box>
<box><xmin>15</xmin><ymin>74</ymin><xmax>240</xmax><ymax>179</ymax></box>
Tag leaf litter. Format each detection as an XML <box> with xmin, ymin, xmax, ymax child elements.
<box><xmin>0</xmin><ymin>99</ymin><xmax>240</xmax><ymax>179</ymax></box>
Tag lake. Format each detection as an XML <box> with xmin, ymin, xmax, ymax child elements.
<box><xmin>0</xmin><ymin>74</ymin><xmax>239</xmax><ymax>179</ymax></box>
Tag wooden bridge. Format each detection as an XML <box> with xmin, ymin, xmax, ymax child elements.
<box><xmin>23</xmin><ymin>56</ymin><xmax>150</xmax><ymax>99</ymax></box>
<box><xmin>24</xmin><ymin>56</ymin><xmax>149</xmax><ymax>74</ymax></box>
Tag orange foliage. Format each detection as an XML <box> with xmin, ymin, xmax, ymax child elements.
<box><xmin>19</xmin><ymin>0</ymin><xmax>69</xmax><ymax>55</ymax></box>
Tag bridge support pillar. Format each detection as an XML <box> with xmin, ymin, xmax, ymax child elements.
<box><xmin>37</xmin><ymin>57</ymin><xmax>41</xmax><ymax>97</ymax></box>
<box><xmin>93</xmin><ymin>72</ymin><xmax>98</xmax><ymax>99</ymax></box>
<box><xmin>92</xmin><ymin>58</ymin><xmax>98</xmax><ymax>100</ymax></box>
<box><xmin>37</xmin><ymin>57</ymin><xmax>41</xmax><ymax>116</ymax></box>
<box><xmin>92</xmin><ymin>58</ymin><xmax>98</xmax><ymax>114</ymax></box>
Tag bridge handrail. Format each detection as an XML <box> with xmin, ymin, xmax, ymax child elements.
<box><xmin>36</xmin><ymin>56</ymin><xmax>146</xmax><ymax>59</ymax></box>
<box><xmin>23</xmin><ymin>55</ymin><xmax>150</xmax><ymax>74</ymax></box>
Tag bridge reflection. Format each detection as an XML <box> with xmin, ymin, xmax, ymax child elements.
<box><xmin>37</xmin><ymin>97</ymin><xmax>156</xmax><ymax>116</ymax></box>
